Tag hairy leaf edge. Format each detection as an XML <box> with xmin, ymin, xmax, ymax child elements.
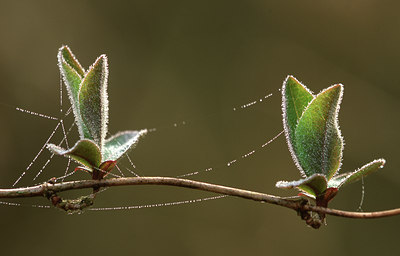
<box><xmin>330</xmin><ymin>158</ymin><xmax>386</xmax><ymax>189</ymax></box>
<box><xmin>294</xmin><ymin>83</ymin><xmax>345</xmax><ymax>178</ymax></box>
<box><xmin>102</xmin><ymin>129</ymin><xmax>148</xmax><ymax>161</ymax></box>
<box><xmin>57</xmin><ymin>51</ymin><xmax>89</xmax><ymax>139</ymax></box>
<box><xmin>281</xmin><ymin>75</ymin><xmax>315</xmax><ymax>178</ymax></box>
<box><xmin>78</xmin><ymin>54</ymin><xmax>110</xmax><ymax>148</ymax></box>
<box><xmin>47</xmin><ymin>139</ymin><xmax>102</xmax><ymax>169</ymax></box>
<box><xmin>276</xmin><ymin>173</ymin><xmax>327</xmax><ymax>192</ymax></box>
<box><xmin>58</xmin><ymin>45</ymin><xmax>85</xmax><ymax>77</ymax></box>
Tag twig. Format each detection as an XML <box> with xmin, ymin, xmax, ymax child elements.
<box><xmin>0</xmin><ymin>176</ymin><xmax>398</xmax><ymax>228</ymax></box>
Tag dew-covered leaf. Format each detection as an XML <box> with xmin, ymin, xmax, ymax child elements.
<box><xmin>59</xmin><ymin>45</ymin><xmax>85</xmax><ymax>77</ymax></box>
<box><xmin>79</xmin><ymin>55</ymin><xmax>109</xmax><ymax>149</ymax></box>
<box><xmin>102</xmin><ymin>130</ymin><xmax>147</xmax><ymax>161</ymax></box>
<box><xmin>282</xmin><ymin>76</ymin><xmax>314</xmax><ymax>147</ymax></box>
<box><xmin>294</xmin><ymin>84</ymin><xmax>344</xmax><ymax>178</ymax></box>
<box><xmin>326</xmin><ymin>173</ymin><xmax>349</xmax><ymax>188</ymax></box>
<box><xmin>276</xmin><ymin>173</ymin><xmax>328</xmax><ymax>199</ymax></box>
<box><xmin>282</xmin><ymin>75</ymin><xmax>315</xmax><ymax>176</ymax></box>
<box><xmin>47</xmin><ymin>139</ymin><xmax>102</xmax><ymax>170</ymax></box>
<box><xmin>329</xmin><ymin>159</ymin><xmax>385</xmax><ymax>188</ymax></box>
<box><xmin>58</xmin><ymin>46</ymin><xmax>92</xmax><ymax>140</ymax></box>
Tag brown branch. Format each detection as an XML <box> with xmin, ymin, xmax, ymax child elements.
<box><xmin>0</xmin><ymin>177</ymin><xmax>399</xmax><ymax>228</ymax></box>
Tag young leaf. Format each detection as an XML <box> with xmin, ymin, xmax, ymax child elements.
<box><xmin>282</xmin><ymin>75</ymin><xmax>315</xmax><ymax>176</ymax></box>
<box><xmin>78</xmin><ymin>55</ymin><xmax>109</xmax><ymax>149</ymax></box>
<box><xmin>316</xmin><ymin>187</ymin><xmax>338</xmax><ymax>208</ymax></box>
<box><xmin>326</xmin><ymin>173</ymin><xmax>350</xmax><ymax>188</ymax></box>
<box><xmin>59</xmin><ymin>45</ymin><xmax>85</xmax><ymax>77</ymax></box>
<box><xmin>47</xmin><ymin>139</ymin><xmax>102</xmax><ymax>170</ymax></box>
<box><xmin>58</xmin><ymin>46</ymin><xmax>92</xmax><ymax>140</ymax></box>
<box><xmin>328</xmin><ymin>159</ymin><xmax>386</xmax><ymax>188</ymax></box>
<box><xmin>93</xmin><ymin>160</ymin><xmax>117</xmax><ymax>180</ymax></box>
<box><xmin>74</xmin><ymin>166</ymin><xmax>92</xmax><ymax>174</ymax></box>
<box><xmin>276</xmin><ymin>173</ymin><xmax>328</xmax><ymax>199</ymax></box>
<box><xmin>294</xmin><ymin>84</ymin><xmax>344</xmax><ymax>178</ymax></box>
<box><xmin>102</xmin><ymin>130</ymin><xmax>147</xmax><ymax>162</ymax></box>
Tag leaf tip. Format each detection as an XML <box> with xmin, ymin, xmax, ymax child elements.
<box><xmin>47</xmin><ymin>143</ymin><xmax>65</xmax><ymax>155</ymax></box>
<box><xmin>57</xmin><ymin>45</ymin><xmax>85</xmax><ymax>77</ymax></box>
<box><xmin>79</xmin><ymin>53</ymin><xmax>110</xmax><ymax>147</ymax></box>
<box><xmin>275</xmin><ymin>180</ymin><xmax>289</xmax><ymax>188</ymax></box>
<box><xmin>281</xmin><ymin>75</ymin><xmax>315</xmax><ymax>178</ymax></box>
<box><xmin>333</xmin><ymin>158</ymin><xmax>387</xmax><ymax>188</ymax></box>
<box><xmin>375</xmin><ymin>158</ymin><xmax>386</xmax><ymax>167</ymax></box>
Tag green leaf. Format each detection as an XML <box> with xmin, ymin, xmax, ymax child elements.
<box><xmin>58</xmin><ymin>46</ymin><xmax>92</xmax><ymax>140</ymax></box>
<box><xmin>276</xmin><ymin>173</ymin><xmax>328</xmax><ymax>199</ymax></box>
<box><xmin>59</xmin><ymin>45</ymin><xmax>85</xmax><ymax>77</ymax></box>
<box><xmin>326</xmin><ymin>173</ymin><xmax>349</xmax><ymax>188</ymax></box>
<box><xmin>79</xmin><ymin>55</ymin><xmax>109</xmax><ymax>149</ymax></box>
<box><xmin>102</xmin><ymin>130</ymin><xmax>147</xmax><ymax>162</ymax></box>
<box><xmin>47</xmin><ymin>139</ymin><xmax>102</xmax><ymax>170</ymax></box>
<box><xmin>282</xmin><ymin>75</ymin><xmax>315</xmax><ymax>176</ymax></box>
<box><xmin>328</xmin><ymin>159</ymin><xmax>386</xmax><ymax>188</ymax></box>
<box><xmin>294</xmin><ymin>84</ymin><xmax>344</xmax><ymax>179</ymax></box>
<box><xmin>282</xmin><ymin>76</ymin><xmax>315</xmax><ymax>146</ymax></box>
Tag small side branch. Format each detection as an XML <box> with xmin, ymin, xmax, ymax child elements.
<box><xmin>0</xmin><ymin>177</ymin><xmax>399</xmax><ymax>226</ymax></box>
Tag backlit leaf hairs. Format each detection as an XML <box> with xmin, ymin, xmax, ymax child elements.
<box><xmin>276</xmin><ymin>76</ymin><xmax>385</xmax><ymax>207</ymax></box>
<box><xmin>47</xmin><ymin>46</ymin><xmax>147</xmax><ymax>179</ymax></box>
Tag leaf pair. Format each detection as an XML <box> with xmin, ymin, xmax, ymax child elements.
<box><xmin>47</xmin><ymin>46</ymin><xmax>147</xmax><ymax>178</ymax></box>
<box><xmin>277</xmin><ymin>76</ymin><xmax>385</xmax><ymax>206</ymax></box>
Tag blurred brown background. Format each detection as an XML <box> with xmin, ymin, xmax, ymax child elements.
<box><xmin>0</xmin><ymin>0</ymin><xmax>399</xmax><ymax>255</ymax></box>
